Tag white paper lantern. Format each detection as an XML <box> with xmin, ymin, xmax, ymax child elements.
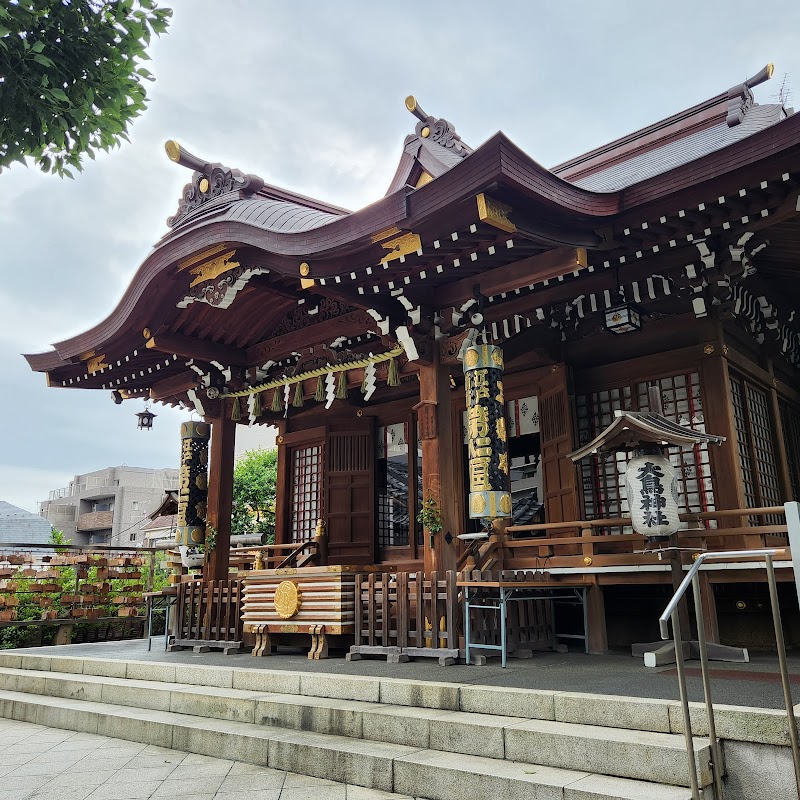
<box><xmin>624</xmin><ymin>453</ymin><xmax>680</xmax><ymax>538</ymax></box>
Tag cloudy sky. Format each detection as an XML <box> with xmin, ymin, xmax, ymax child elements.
<box><xmin>2</xmin><ymin>0</ymin><xmax>799</xmax><ymax>513</ymax></box>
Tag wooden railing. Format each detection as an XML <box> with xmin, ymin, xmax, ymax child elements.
<box><xmin>495</xmin><ymin>506</ymin><xmax>789</xmax><ymax>571</ymax></box>
<box><xmin>172</xmin><ymin>578</ymin><xmax>243</xmax><ymax>652</ymax></box>
<box><xmin>230</xmin><ymin>538</ymin><xmax>321</xmax><ymax>572</ymax></box>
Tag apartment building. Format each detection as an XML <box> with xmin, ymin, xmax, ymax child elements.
<box><xmin>40</xmin><ymin>466</ymin><xmax>179</xmax><ymax>547</ymax></box>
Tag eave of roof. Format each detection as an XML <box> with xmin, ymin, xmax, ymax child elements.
<box><xmin>23</xmin><ymin>106</ymin><xmax>800</xmax><ymax>374</ymax></box>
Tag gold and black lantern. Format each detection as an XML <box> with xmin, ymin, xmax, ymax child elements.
<box><xmin>176</xmin><ymin>420</ymin><xmax>210</xmax><ymax>549</ymax></box>
<box><xmin>463</xmin><ymin>343</ymin><xmax>512</xmax><ymax>519</ymax></box>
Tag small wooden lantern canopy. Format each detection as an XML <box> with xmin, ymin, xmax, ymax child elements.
<box><xmin>568</xmin><ymin>410</ymin><xmax>725</xmax><ymax>461</ymax></box>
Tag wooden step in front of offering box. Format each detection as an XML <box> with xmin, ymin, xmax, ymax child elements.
<box><xmin>241</xmin><ymin>565</ymin><xmax>379</xmax><ymax>659</ymax></box>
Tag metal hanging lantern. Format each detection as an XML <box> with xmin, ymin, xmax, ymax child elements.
<box><xmin>605</xmin><ymin>302</ymin><xmax>642</xmax><ymax>334</ymax></box>
<box><xmin>135</xmin><ymin>404</ymin><xmax>157</xmax><ymax>430</ymax></box>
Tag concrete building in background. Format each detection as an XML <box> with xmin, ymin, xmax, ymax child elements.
<box><xmin>39</xmin><ymin>466</ymin><xmax>179</xmax><ymax>547</ymax></box>
<box><xmin>0</xmin><ymin>501</ymin><xmax>53</xmax><ymax>545</ymax></box>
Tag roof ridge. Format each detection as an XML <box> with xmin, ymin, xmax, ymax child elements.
<box><xmin>553</xmin><ymin>64</ymin><xmax>776</xmax><ymax>181</ymax></box>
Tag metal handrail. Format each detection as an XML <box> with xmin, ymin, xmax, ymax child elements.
<box><xmin>659</xmin><ymin>547</ymin><xmax>800</xmax><ymax>800</ymax></box>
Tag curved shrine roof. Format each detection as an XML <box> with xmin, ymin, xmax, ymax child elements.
<box><xmin>23</xmin><ymin>66</ymin><xmax>800</xmax><ymax>392</ymax></box>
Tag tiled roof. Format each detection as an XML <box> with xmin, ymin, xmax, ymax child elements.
<box><xmin>142</xmin><ymin>514</ymin><xmax>177</xmax><ymax>532</ymax></box>
<box><xmin>569</xmin><ymin>104</ymin><xmax>786</xmax><ymax>192</ymax></box>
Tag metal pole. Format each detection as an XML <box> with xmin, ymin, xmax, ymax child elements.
<box><xmin>786</xmin><ymin>502</ymin><xmax>800</xmax><ymax>613</ymax></box>
<box><xmin>765</xmin><ymin>554</ymin><xmax>800</xmax><ymax>796</ymax></box>
<box><xmin>464</xmin><ymin>590</ymin><xmax>471</xmax><ymax>666</ymax></box>
<box><xmin>672</xmin><ymin>608</ymin><xmax>702</xmax><ymax>800</ymax></box>
<box><xmin>691</xmin><ymin>572</ymin><xmax>725</xmax><ymax>800</ymax></box>
<box><xmin>500</xmin><ymin>588</ymin><xmax>507</xmax><ymax>669</ymax></box>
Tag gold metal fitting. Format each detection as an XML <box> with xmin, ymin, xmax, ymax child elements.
<box><xmin>299</xmin><ymin>262</ymin><xmax>311</xmax><ymax>277</ymax></box>
<box><xmin>277</xmin><ymin>435</ymin><xmax>284</xmax><ymax>444</ymax></box>
<box><xmin>356</xmin><ymin>409</ymin><xmax>363</xmax><ymax>417</ymax></box>
<box><xmin>405</xmin><ymin>95</ymin><xmax>417</xmax><ymax>112</ymax></box>
<box><xmin>199</xmin><ymin>177</ymin><xmax>210</xmax><ymax>193</ymax></box>
<box><xmin>736</xmin><ymin>600</ymin><xmax>747</xmax><ymax>610</ymax></box>
<box><xmin>420</xmin><ymin>126</ymin><xmax>430</xmax><ymax>138</ymax></box>
<box><xmin>164</xmin><ymin>140</ymin><xmax>181</xmax><ymax>162</ymax></box>
<box><xmin>142</xmin><ymin>327</ymin><xmax>151</xmax><ymax>339</ymax></box>
<box><xmin>703</xmin><ymin>344</ymin><xmax>715</xmax><ymax>355</ymax></box>
<box><xmin>583</xmin><ymin>557</ymin><xmax>593</xmax><ymax>566</ymax></box>
<box><xmin>692</xmin><ymin>552</ymin><xmax>700</xmax><ymax>561</ymax></box>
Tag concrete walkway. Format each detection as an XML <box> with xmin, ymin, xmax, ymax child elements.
<box><xmin>0</xmin><ymin>719</ymin><xmax>410</xmax><ymax>800</ymax></box>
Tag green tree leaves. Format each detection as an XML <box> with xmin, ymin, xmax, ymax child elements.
<box><xmin>0</xmin><ymin>0</ymin><xmax>172</xmax><ymax>176</ymax></box>
<box><xmin>232</xmin><ymin>448</ymin><xmax>278</xmax><ymax>540</ymax></box>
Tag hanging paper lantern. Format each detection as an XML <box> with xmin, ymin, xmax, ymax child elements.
<box><xmin>624</xmin><ymin>451</ymin><xmax>680</xmax><ymax>538</ymax></box>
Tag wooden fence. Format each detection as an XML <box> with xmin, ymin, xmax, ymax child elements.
<box><xmin>171</xmin><ymin>579</ymin><xmax>243</xmax><ymax>653</ymax></box>
<box><xmin>349</xmin><ymin>570</ymin><xmax>556</xmax><ymax>665</ymax></box>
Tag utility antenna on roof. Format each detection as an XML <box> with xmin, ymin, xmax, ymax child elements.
<box><xmin>771</xmin><ymin>72</ymin><xmax>792</xmax><ymax>107</ymax></box>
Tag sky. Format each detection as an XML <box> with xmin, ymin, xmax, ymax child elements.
<box><xmin>2</xmin><ymin>0</ymin><xmax>800</xmax><ymax>514</ymax></box>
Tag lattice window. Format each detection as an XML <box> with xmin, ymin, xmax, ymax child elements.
<box><xmin>376</xmin><ymin>423</ymin><xmax>410</xmax><ymax>548</ymax></box>
<box><xmin>289</xmin><ymin>445</ymin><xmax>322</xmax><ymax>542</ymax></box>
<box><xmin>780</xmin><ymin>399</ymin><xmax>800</xmax><ymax>500</ymax></box>
<box><xmin>576</xmin><ymin>372</ymin><xmax>715</xmax><ymax>522</ymax></box>
<box><xmin>730</xmin><ymin>374</ymin><xmax>782</xmax><ymax>510</ymax></box>
<box><xmin>730</xmin><ymin>378</ymin><xmax>757</xmax><ymax>508</ymax></box>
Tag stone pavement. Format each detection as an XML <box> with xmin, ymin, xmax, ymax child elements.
<box><xmin>0</xmin><ymin>719</ymin><xmax>410</xmax><ymax>800</ymax></box>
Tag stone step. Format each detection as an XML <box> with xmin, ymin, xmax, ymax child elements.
<box><xmin>0</xmin><ymin>687</ymin><xmax>694</xmax><ymax>800</ymax></box>
<box><xmin>0</xmin><ymin>666</ymin><xmax>711</xmax><ymax>787</ymax></box>
<box><xmin>0</xmin><ymin>651</ymin><xmax>680</xmax><ymax>731</ymax></box>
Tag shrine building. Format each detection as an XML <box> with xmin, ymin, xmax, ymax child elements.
<box><xmin>24</xmin><ymin>64</ymin><xmax>800</xmax><ymax>651</ymax></box>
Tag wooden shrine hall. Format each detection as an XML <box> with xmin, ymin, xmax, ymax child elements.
<box><xmin>24</xmin><ymin>64</ymin><xmax>800</xmax><ymax>656</ymax></box>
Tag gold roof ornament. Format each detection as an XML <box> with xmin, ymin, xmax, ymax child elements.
<box><xmin>164</xmin><ymin>140</ymin><xmax>181</xmax><ymax>162</ymax></box>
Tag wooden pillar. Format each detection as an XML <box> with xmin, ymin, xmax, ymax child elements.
<box><xmin>586</xmin><ymin>582</ymin><xmax>608</xmax><ymax>654</ymax></box>
<box><xmin>205</xmin><ymin>414</ymin><xmax>236</xmax><ymax>583</ymax></box>
<box><xmin>417</xmin><ymin>357</ymin><xmax>458</xmax><ymax>575</ymax></box>
<box><xmin>274</xmin><ymin>421</ymin><xmax>289</xmax><ymax>546</ymax></box>
<box><xmin>698</xmin><ymin>572</ymin><xmax>720</xmax><ymax>644</ymax></box>
<box><xmin>700</xmin><ymin>353</ymin><xmax>745</xmax><ymax>512</ymax></box>
<box><xmin>767</xmin><ymin>364</ymin><xmax>793</xmax><ymax>502</ymax></box>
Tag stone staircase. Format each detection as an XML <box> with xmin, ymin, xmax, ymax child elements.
<box><xmin>0</xmin><ymin>651</ymin><xmax>709</xmax><ymax>799</ymax></box>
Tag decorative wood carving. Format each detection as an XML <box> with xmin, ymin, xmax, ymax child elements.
<box><xmin>166</xmin><ymin>143</ymin><xmax>265</xmax><ymax>229</ymax></box>
<box><xmin>176</xmin><ymin>265</ymin><xmax>268</xmax><ymax>310</ymax></box>
<box><xmin>188</xmin><ymin>250</ymin><xmax>240</xmax><ymax>288</ymax></box>
<box><xmin>405</xmin><ymin>96</ymin><xmax>471</xmax><ymax>157</ymax></box>
<box><xmin>271</xmin><ymin>298</ymin><xmax>356</xmax><ymax>338</ymax></box>
<box><xmin>477</xmin><ymin>193</ymin><xmax>516</xmax><ymax>233</ymax></box>
<box><xmin>439</xmin><ymin>329</ymin><xmax>472</xmax><ymax>365</ymax></box>
<box><xmin>379</xmin><ymin>232</ymin><xmax>422</xmax><ymax>265</ymax></box>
